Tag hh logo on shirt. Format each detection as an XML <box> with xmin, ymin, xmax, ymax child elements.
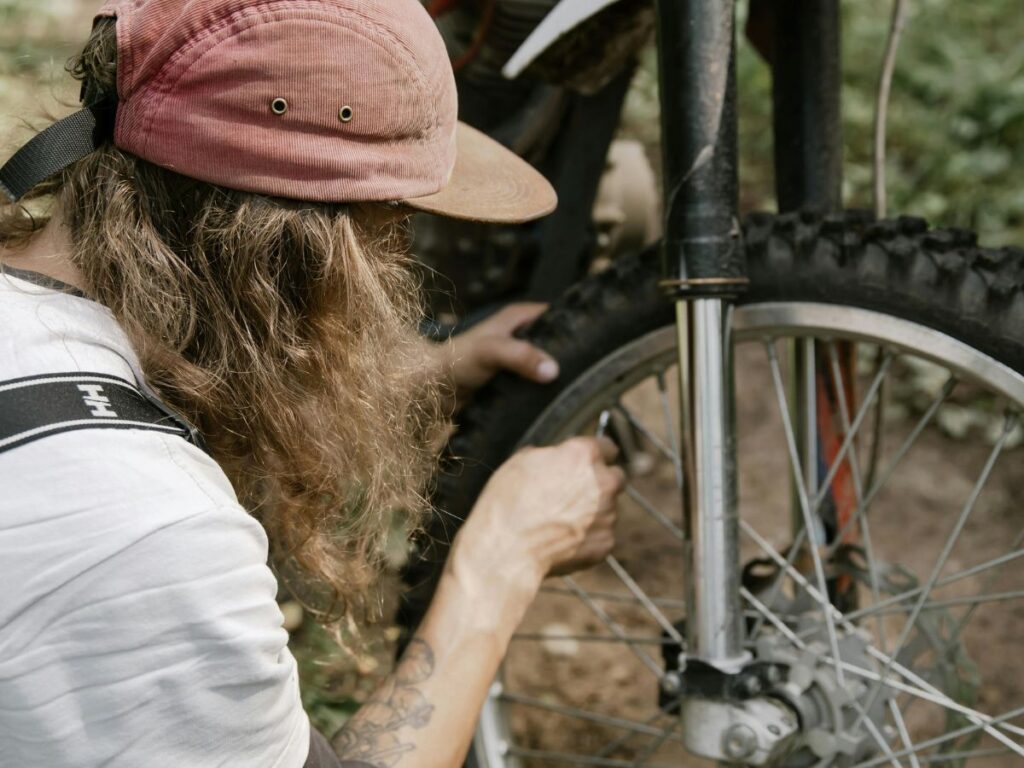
<box><xmin>77</xmin><ymin>384</ymin><xmax>119</xmax><ymax>419</ymax></box>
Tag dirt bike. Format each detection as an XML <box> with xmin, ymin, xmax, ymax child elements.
<box><xmin>404</xmin><ymin>1</ymin><xmax>1024</xmax><ymax>766</ymax></box>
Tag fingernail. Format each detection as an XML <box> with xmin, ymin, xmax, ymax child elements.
<box><xmin>537</xmin><ymin>359</ymin><xmax>560</xmax><ymax>382</ymax></box>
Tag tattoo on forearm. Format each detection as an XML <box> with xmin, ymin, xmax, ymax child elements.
<box><xmin>331</xmin><ymin>639</ymin><xmax>437</xmax><ymax>768</ymax></box>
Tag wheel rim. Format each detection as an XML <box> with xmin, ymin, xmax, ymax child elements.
<box><xmin>475</xmin><ymin>302</ymin><xmax>1024</xmax><ymax>768</ymax></box>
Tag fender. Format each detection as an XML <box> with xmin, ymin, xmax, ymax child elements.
<box><xmin>502</xmin><ymin>0</ymin><xmax>628</xmax><ymax>79</ymax></box>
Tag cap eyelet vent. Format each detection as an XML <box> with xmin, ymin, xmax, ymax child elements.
<box><xmin>271</xmin><ymin>98</ymin><xmax>289</xmax><ymax>116</ymax></box>
<box><xmin>339</xmin><ymin>105</ymin><xmax>354</xmax><ymax>123</ymax></box>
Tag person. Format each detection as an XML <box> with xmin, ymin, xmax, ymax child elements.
<box><xmin>0</xmin><ymin>1</ymin><xmax>625</xmax><ymax>766</ymax></box>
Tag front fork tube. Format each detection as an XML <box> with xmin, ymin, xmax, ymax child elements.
<box><xmin>674</xmin><ymin>299</ymin><xmax>802</xmax><ymax>765</ymax></box>
<box><xmin>794</xmin><ymin>340</ymin><xmax>825</xmax><ymax>544</ymax></box>
<box><xmin>675</xmin><ymin>297</ymin><xmax>748</xmax><ymax>670</ymax></box>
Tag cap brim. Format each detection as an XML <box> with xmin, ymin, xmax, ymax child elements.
<box><xmin>401</xmin><ymin>122</ymin><xmax>557</xmax><ymax>224</ymax></box>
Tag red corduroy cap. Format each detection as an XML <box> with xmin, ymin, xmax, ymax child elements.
<box><xmin>94</xmin><ymin>0</ymin><xmax>557</xmax><ymax>223</ymax></box>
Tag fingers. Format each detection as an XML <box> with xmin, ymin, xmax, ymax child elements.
<box><xmin>502</xmin><ymin>437</ymin><xmax>624</xmax><ymax>579</ymax></box>
<box><xmin>595</xmin><ymin>436</ymin><xmax>621</xmax><ymax>466</ymax></box>
<box><xmin>491</xmin><ymin>302</ymin><xmax>549</xmax><ymax>335</ymax></box>
<box><xmin>548</xmin><ymin>517</ymin><xmax>618</xmax><ymax>577</ymax></box>
<box><xmin>600</xmin><ymin>465</ymin><xmax>626</xmax><ymax>500</ymax></box>
<box><xmin>463</xmin><ymin>303</ymin><xmax>556</xmax><ymax>386</ymax></box>
<box><xmin>562</xmin><ymin>436</ymin><xmax>621</xmax><ymax>467</ymax></box>
<box><xmin>487</xmin><ymin>337</ymin><xmax>560</xmax><ymax>384</ymax></box>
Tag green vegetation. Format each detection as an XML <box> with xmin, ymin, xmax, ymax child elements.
<box><xmin>842</xmin><ymin>0</ymin><xmax>1024</xmax><ymax>243</ymax></box>
<box><xmin>621</xmin><ymin>0</ymin><xmax>1024</xmax><ymax>245</ymax></box>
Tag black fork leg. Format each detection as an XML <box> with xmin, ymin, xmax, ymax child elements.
<box><xmin>770</xmin><ymin>1</ymin><xmax>851</xmax><ymax>588</ymax></box>
<box><xmin>771</xmin><ymin>0</ymin><xmax>844</xmax><ymax>212</ymax></box>
<box><xmin>655</xmin><ymin>0</ymin><xmax>747</xmax><ymax>669</ymax></box>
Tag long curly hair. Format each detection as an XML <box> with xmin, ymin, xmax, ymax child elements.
<box><xmin>1</xmin><ymin>19</ymin><xmax>447</xmax><ymax>621</ymax></box>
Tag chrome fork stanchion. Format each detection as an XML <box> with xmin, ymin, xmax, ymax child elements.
<box><xmin>676</xmin><ymin>298</ymin><xmax>747</xmax><ymax>669</ymax></box>
<box><xmin>676</xmin><ymin>299</ymin><xmax>802</xmax><ymax>767</ymax></box>
<box><xmin>794</xmin><ymin>339</ymin><xmax>822</xmax><ymax>542</ymax></box>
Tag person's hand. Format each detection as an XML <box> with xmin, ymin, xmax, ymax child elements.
<box><xmin>440</xmin><ymin>304</ymin><xmax>559</xmax><ymax>409</ymax></box>
<box><xmin>450</xmin><ymin>437</ymin><xmax>626</xmax><ymax>604</ymax></box>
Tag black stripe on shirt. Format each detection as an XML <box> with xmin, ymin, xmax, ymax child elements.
<box><xmin>0</xmin><ymin>373</ymin><xmax>201</xmax><ymax>454</ymax></box>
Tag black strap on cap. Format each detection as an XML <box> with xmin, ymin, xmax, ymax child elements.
<box><xmin>0</xmin><ymin>372</ymin><xmax>207</xmax><ymax>455</ymax></box>
<box><xmin>0</xmin><ymin>99</ymin><xmax>116</xmax><ymax>203</ymax></box>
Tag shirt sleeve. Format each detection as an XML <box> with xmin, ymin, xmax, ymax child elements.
<box><xmin>0</xmin><ymin>494</ymin><xmax>310</xmax><ymax>768</ymax></box>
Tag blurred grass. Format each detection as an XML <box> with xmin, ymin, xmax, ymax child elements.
<box><xmin>2</xmin><ymin>0</ymin><xmax>1022</xmax><ymax>735</ymax></box>
<box><xmin>0</xmin><ymin>1</ymin><xmax>88</xmax><ymax>127</ymax></box>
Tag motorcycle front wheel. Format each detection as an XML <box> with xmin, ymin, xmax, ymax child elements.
<box><xmin>403</xmin><ymin>211</ymin><xmax>1024</xmax><ymax>768</ymax></box>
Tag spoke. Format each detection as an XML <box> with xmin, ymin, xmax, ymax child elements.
<box><xmin>766</xmin><ymin>341</ymin><xmax>847</xmax><ymax>685</ymax></box>
<box><xmin>595</xmin><ymin>704</ymin><xmax>679</xmax><ymax>759</ymax></box>
<box><xmin>742</xmin><ymin>588</ymin><xmax>904</xmax><ymax>767</ymax></box>
<box><xmin>743</xmin><ymin>518</ymin><xmax>815</xmax><ymax>641</ymax></box>
<box><xmin>914</xmin><ymin>748</ymin><xmax>1018</xmax><ymax>764</ymax></box>
<box><xmin>499</xmin><ymin>691</ymin><xmax>686</xmax><ymax>745</ymax></box>
<box><xmin>847</xmin><ymin>664</ymin><xmax>1017</xmax><ymax>731</ymax></box>
<box><xmin>562</xmin><ymin>576</ymin><xmax>664</xmax><ymax>678</ymax></box>
<box><xmin>886</xmin><ymin>529</ymin><xmax>1024</xmax><ymax>732</ymax></box>
<box><xmin>825</xmin><ymin>376</ymin><xmax>957</xmax><ymax>559</ymax></box>
<box><xmin>741</xmin><ymin>521</ymin><xmax>1024</xmax><ymax>750</ymax></box>
<box><xmin>748</xmin><ymin>531</ymin><xmax>807</xmax><ymax>640</ymax></box>
<box><xmin>743</xmin><ymin>587</ymin><xmax>1024</xmax><ymax>760</ymax></box>
<box><xmin>854</xmin><ymin>412</ymin><xmax>1018</xmax><ymax>731</ymax></box>
<box><xmin>824</xmin><ymin>353</ymin><xmax>923</xmax><ymax>767</ymax></box>
<box><xmin>628</xmin><ymin>719</ymin><xmax>680</xmax><ymax>768</ymax></box>
<box><xmin>597</xmin><ymin>407</ymin><xmax>686</xmax><ymax>543</ymax></box>
<box><xmin>863</xmin><ymin>651</ymin><xmax>1024</xmax><ymax>743</ymax></box>
<box><xmin>625</xmin><ymin>484</ymin><xmax>685</xmax><ymax>541</ymax></box>
<box><xmin>795</xmin><ymin>339</ymin><xmax>820</xmax><ymax>500</ymax></box>
<box><xmin>507</xmin><ymin>746</ymin><xmax>678</xmax><ymax>768</ymax></box>
<box><xmin>861</xmin><ymin>711</ymin><xmax>906</xmax><ymax>768</ymax></box>
<box><xmin>615</xmin><ymin>402</ymin><xmax>679</xmax><ymax>469</ymax></box>
<box><xmin>827</xmin><ymin>341</ymin><xmax>888</xmax><ymax>652</ymax></box>
<box><xmin>842</xmin><ymin>546</ymin><xmax>1024</xmax><ymax>623</ymax></box>
<box><xmin>809</xmin><ymin>350</ymin><xmax>895</xmax><ymax>513</ymax></box>
<box><xmin>750</xmin><ymin>345</ymin><xmax>894</xmax><ymax>640</ymax></box>
<box><xmin>511</xmin><ymin>633</ymin><xmax>676</xmax><ymax>646</ymax></box>
<box><xmin>656</xmin><ymin>371</ymin><xmax>684</xmax><ymax>489</ymax></box>
<box><xmin>605</xmin><ymin>556</ymin><xmax>684</xmax><ymax>645</ymax></box>
<box><xmin>888</xmin><ymin>699</ymin><xmax>921</xmax><ymax>768</ymax></box>
<box><xmin>855</xmin><ymin>588</ymin><xmax>1024</xmax><ymax>616</ymax></box>
<box><xmin>539</xmin><ymin>586</ymin><xmax>686</xmax><ymax>611</ymax></box>
<box><xmin>852</xmin><ymin>706</ymin><xmax>1024</xmax><ymax>768</ymax></box>
<box><xmin>944</xmin><ymin>525</ymin><xmax>1024</xmax><ymax>646</ymax></box>
<box><xmin>864</xmin><ymin>346</ymin><xmax>890</xmax><ymax>493</ymax></box>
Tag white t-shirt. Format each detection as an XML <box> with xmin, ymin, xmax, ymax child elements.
<box><xmin>0</xmin><ymin>270</ymin><xmax>311</xmax><ymax>767</ymax></box>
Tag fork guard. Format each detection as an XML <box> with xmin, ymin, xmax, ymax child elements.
<box><xmin>502</xmin><ymin>0</ymin><xmax>627</xmax><ymax>79</ymax></box>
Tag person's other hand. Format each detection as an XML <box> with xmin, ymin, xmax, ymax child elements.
<box><xmin>441</xmin><ymin>304</ymin><xmax>559</xmax><ymax>408</ymax></box>
<box><xmin>452</xmin><ymin>437</ymin><xmax>625</xmax><ymax>600</ymax></box>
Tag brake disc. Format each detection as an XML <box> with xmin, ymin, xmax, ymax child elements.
<box><xmin>743</xmin><ymin>545</ymin><xmax>983</xmax><ymax>766</ymax></box>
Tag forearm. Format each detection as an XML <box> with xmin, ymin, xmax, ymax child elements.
<box><xmin>330</xmin><ymin>554</ymin><xmax>537</xmax><ymax>768</ymax></box>
<box><xmin>324</xmin><ymin>435</ymin><xmax>621</xmax><ymax>768</ymax></box>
